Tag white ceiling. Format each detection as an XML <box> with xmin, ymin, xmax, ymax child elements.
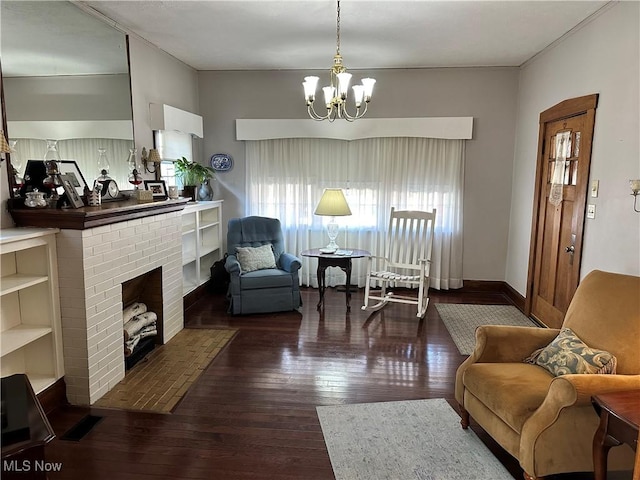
<box><xmin>1</xmin><ymin>0</ymin><xmax>610</xmax><ymax>77</ymax></box>
<box><xmin>82</xmin><ymin>0</ymin><xmax>608</xmax><ymax>71</ymax></box>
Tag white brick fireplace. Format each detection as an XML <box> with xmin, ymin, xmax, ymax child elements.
<box><xmin>54</xmin><ymin>211</ymin><xmax>183</xmax><ymax>405</ymax></box>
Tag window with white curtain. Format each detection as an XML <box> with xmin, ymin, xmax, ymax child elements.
<box><xmin>246</xmin><ymin>137</ymin><xmax>465</xmax><ymax>290</ymax></box>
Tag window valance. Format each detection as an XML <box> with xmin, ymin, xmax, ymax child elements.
<box><xmin>236</xmin><ymin>117</ymin><xmax>473</xmax><ymax>141</ymax></box>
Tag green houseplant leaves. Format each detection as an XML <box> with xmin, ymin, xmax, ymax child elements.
<box><xmin>174</xmin><ymin>157</ymin><xmax>215</xmax><ymax>186</ymax></box>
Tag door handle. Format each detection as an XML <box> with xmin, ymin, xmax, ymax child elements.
<box><xmin>565</xmin><ymin>233</ymin><xmax>577</xmax><ymax>265</ymax></box>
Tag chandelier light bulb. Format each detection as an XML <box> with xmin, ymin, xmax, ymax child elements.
<box><xmin>303</xmin><ymin>76</ymin><xmax>319</xmax><ymax>104</ymax></box>
<box><xmin>361</xmin><ymin>78</ymin><xmax>376</xmax><ymax>101</ymax></box>
<box><xmin>352</xmin><ymin>85</ymin><xmax>365</xmax><ymax>107</ymax></box>
<box><xmin>336</xmin><ymin>72</ymin><xmax>352</xmax><ymax>99</ymax></box>
<box><xmin>323</xmin><ymin>86</ymin><xmax>335</xmax><ymax>107</ymax></box>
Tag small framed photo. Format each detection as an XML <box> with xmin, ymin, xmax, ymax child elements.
<box><xmin>58</xmin><ymin>160</ymin><xmax>88</xmax><ymax>198</ymax></box>
<box><xmin>60</xmin><ymin>174</ymin><xmax>85</xmax><ymax>208</ymax></box>
<box><xmin>144</xmin><ymin>180</ymin><xmax>168</xmax><ymax>200</ymax></box>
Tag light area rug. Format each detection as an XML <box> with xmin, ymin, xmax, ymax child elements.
<box><xmin>317</xmin><ymin>398</ymin><xmax>515</xmax><ymax>480</ymax></box>
<box><xmin>435</xmin><ymin>304</ymin><xmax>537</xmax><ymax>356</ymax></box>
<box><xmin>94</xmin><ymin>328</ymin><xmax>237</xmax><ymax>413</ymax></box>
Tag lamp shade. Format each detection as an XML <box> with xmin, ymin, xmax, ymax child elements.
<box><xmin>147</xmin><ymin>148</ymin><xmax>162</xmax><ymax>163</ymax></box>
<box><xmin>314</xmin><ymin>188</ymin><xmax>352</xmax><ymax>216</ymax></box>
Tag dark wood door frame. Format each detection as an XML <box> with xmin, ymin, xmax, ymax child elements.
<box><xmin>524</xmin><ymin>93</ymin><xmax>599</xmax><ymax>317</ymax></box>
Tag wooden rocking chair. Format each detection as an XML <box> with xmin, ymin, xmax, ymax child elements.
<box><xmin>361</xmin><ymin>208</ymin><xmax>436</xmax><ymax>318</ymax></box>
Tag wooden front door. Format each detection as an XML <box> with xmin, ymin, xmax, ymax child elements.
<box><xmin>526</xmin><ymin>94</ymin><xmax>598</xmax><ymax>328</ymax></box>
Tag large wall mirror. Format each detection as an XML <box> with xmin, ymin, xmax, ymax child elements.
<box><xmin>1</xmin><ymin>0</ymin><xmax>134</xmax><ymax>197</ymax></box>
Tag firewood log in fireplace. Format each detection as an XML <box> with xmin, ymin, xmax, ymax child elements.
<box><xmin>123</xmin><ymin>312</ymin><xmax>158</xmax><ymax>341</ymax></box>
<box><xmin>123</xmin><ymin>302</ymin><xmax>148</xmax><ymax>325</ymax></box>
<box><xmin>125</xmin><ymin>335</ymin><xmax>141</xmax><ymax>356</ymax></box>
<box><xmin>124</xmin><ymin>324</ymin><xmax>158</xmax><ymax>356</ymax></box>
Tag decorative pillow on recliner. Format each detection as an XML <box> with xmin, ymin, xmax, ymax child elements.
<box><xmin>236</xmin><ymin>244</ymin><xmax>277</xmax><ymax>272</ymax></box>
<box><xmin>524</xmin><ymin>327</ymin><xmax>617</xmax><ymax>376</ymax></box>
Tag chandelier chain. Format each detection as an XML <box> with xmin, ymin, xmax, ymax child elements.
<box><xmin>336</xmin><ymin>1</ymin><xmax>341</xmax><ymax>55</ymax></box>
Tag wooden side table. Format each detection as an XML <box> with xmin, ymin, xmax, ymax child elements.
<box><xmin>300</xmin><ymin>249</ymin><xmax>370</xmax><ymax>312</ymax></box>
<box><xmin>592</xmin><ymin>390</ymin><xmax>640</xmax><ymax>480</ymax></box>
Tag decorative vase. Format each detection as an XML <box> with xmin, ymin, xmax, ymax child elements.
<box><xmin>97</xmin><ymin>147</ymin><xmax>110</xmax><ymax>177</ymax></box>
<box><xmin>182</xmin><ymin>185</ymin><xmax>196</xmax><ymax>202</ymax></box>
<box><xmin>126</xmin><ymin>148</ymin><xmax>137</xmax><ymax>171</ymax></box>
<box><xmin>197</xmin><ymin>180</ymin><xmax>214</xmax><ymax>201</ymax></box>
<box><xmin>44</xmin><ymin>139</ymin><xmax>61</xmax><ymax>161</ymax></box>
<box><xmin>24</xmin><ymin>189</ymin><xmax>48</xmax><ymax>208</ymax></box>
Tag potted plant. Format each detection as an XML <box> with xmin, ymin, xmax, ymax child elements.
<box><xmin>174</xmin><ymin>157</ymin><xmax>215</xmax><ymax>201</ymax></box>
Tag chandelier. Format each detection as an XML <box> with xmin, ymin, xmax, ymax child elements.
<box><xmin>302</xmin><ymin>0</ymin><xmax>376</xmax><ymax>122</ymax></box>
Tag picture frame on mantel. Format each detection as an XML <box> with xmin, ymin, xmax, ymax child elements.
<box><xmin>144</xmin><ymin>180</ymin><xmax>168</xmax><ymax>200</ymax></box>
<box><xmin>58</xmin><ymin>160</ymin><xmax>89</xmax><ymax>199</ymax></box>
<box><xmin>60</xmin><ymin>174</ymin><xmax>85</xmax><ymax>208</ymax></box>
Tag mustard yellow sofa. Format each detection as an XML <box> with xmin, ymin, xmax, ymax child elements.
<box><xmin>455</xmin><ymin>270</ymin><xmax>639</xmax><ymax>480</ymax></box>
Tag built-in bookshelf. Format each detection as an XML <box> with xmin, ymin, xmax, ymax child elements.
<box><xmin>0</xmin><ymin>228</ymin><xmax>64</xmax><ymax>394</ymax></box>
<box><xmin>181</xmin><ymin>201</ymin><xmax>223</xmax><ymax>296</ymax></box>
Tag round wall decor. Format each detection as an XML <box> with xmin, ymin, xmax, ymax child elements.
<box><xmin>210</xmin><ymin>153</ymin><xmax>233</xmax><ymax>172</ymax></box>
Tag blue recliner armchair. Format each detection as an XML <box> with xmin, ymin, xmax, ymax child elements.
<box><xmin>225</xmin><ymin>216</ymin><xmax>302</xmax><ymax>315</ymax></box>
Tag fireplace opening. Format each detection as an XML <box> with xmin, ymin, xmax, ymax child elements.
<box><xmin>121</xmin><ymin>267</ymin><xmax>164</xmax><ymax>370</ymax></box>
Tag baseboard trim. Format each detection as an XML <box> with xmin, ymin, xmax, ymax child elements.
<box><xmin>183</xmin><ymin>281</ymin><xmax>212</xmax><ymax>311</ymax></box>
<box><xmin>182</xmin><ymin>280</ymin><xmax>528</xmax><ymax>315</ymax></box>
<box><xmin>37</xmin><ymin>377</ymin><xmax>68</xmax><ymax>415</ymax></box>
<box><xmin>459</xmin><ymin>279</ymin><xmax>506</xmax><ymax>293</ymax></box>
<box><xmin>502</xmin><ymin>282</ymin><xmax>526</xmax><ymax>312</ymax></box>
<box><xmin>456</xmin><ymin>279</ymin><xmax>526</xmax><ymax>314</ymax></box>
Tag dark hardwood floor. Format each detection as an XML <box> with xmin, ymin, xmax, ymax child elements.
<box><xmin>38</xmin><ymin>286</ymin><xmax>631</xmax><ymax>480</ymax></box>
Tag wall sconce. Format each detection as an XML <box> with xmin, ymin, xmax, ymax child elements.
<box><xmin>630</xmin><ymin>180</ymin><xmax>640</xmax><ymax>213</ymax></box>
<box><xmin>0</xmin><ymin>130</ymin><xmax>10</xmax><ymax>162</ymax></box>
<box><xmin>144</xmin><ymin>148</ymin><xmax>162</xmax><ymax>174</ymax></box>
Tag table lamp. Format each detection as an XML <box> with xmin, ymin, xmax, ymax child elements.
<box><xmin>314</xmin><ymin>188</ymin><xmax>352</xmax><ymax>252</ymax></box>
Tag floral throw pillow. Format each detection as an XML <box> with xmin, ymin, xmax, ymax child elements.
<box><xmin>524</xmin><ymin>327</ymin><xmax>617</xmax><ymax>376</ymax></box>
<box><xmin>235</xmin><ymin>244</ymin><xmax>276</xmax><ymax>273</ymax></box>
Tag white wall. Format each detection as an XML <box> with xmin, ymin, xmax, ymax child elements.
<box><xmin>127</xmin><ymin>36</ymin><xmax>200</xmax><ymax>170</ymax></box>
<box><xmin>506</xmin><ymin>2</ymin><xmax>640</xmax><ymax>295</ymax></box>
<box><xmin>4</xmin><ymin>75</ymin><xmax>132</xmax><ymax>121</ymax></box>
<box><xmin>198</xmin><ymin>67</ymin><xmax>519</xmax><ymax>282</ymax></box>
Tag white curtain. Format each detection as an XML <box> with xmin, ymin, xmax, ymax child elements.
<box><xmin>11</xmin><ymin>138</ymin><xmax>134</xmax><ymax>189</ymax></box>
<box><xmin>246</xmin><ymin>137</ymin><xmax>464</xmax><ymax>290</ymax></box>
